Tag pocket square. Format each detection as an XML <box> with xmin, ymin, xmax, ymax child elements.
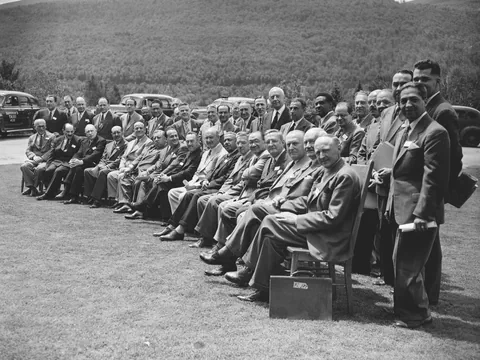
<box><xmin>408</xmin><ymin>142</ymin><xmax>420</xmax><ymax>150</ymax></box>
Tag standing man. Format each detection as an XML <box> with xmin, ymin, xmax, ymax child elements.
<box><xmin>93</xmin><ymin>97</ymin><xmax>122</xmax><ymax>141</ymax></box>
<box><xmin>34</xmin><ymin>95</ymin><xmax>68</xmax><ymax>136</ymax></box>
<box><xmin>120</xmin><ymin>98</ymin><xmax>145</xmax><ymax>140</ymax></box>
<box><xmin>172</xmin><ymin>103</ymin><xmax>202</xmax><ymax>141</ymax></box>
<box><xmin>148</xmin><ymin>101</ymin><xmax>173</xmax><ymax>138</ymax></box>
<box><xmin>354</xmin><ymin>91</ymin><xmax>374</xmax><ymax>129</ymax></box>
<box><xmin>314</xmin><ymin>92</ymin><xmax>338</xmax><ymax>134</ymax></box>
<box><xmin>62</xmin><ymin>124</ymin><xmax>106</xmax><ymax>204</ymax></box>
<box><xmin>199</xmin><ymin>105</ymin><xmax>221</xmax><ymax>146</ymax></box>
<box><xmin>385</xmin><ymin>82</ymin><xmax>450</xmax><ymax>328</ymax></box>
<box><xmin>238</xmin><ymin>102</ymin><xmax>256</xmax><ymax>132</ymax></box>
<box><xmin>72</xmin><ymin>97</ymin><xmax>95</xmax><ymax>137</ymax></box>
<box><xmin>280</xmin><ymin>98</ymin><xmax>313</xmax><ymax>139</ymax></box>
<box><xmin>217</xmin><ymin>104</ymin><xmax>236</xmax><ymax>139</ymax></box>
<box><xmin>230</xmin><ymin>102</ymin><xmax>243</xmax><ymax>132</ymax></box>
<box><xmin>413</xmin><ymin>59</ymin><xmax>463</xmax><ymax>306</ymax></box>
<box><xmin>250</xmin><ymin>97</ymin><xmax>268</xmax><ymax>133</ymax></box>
<box><xmin>333</xmin><ymin>102</ymin><xmax>365</xmax><ymax>164</ymax></box>
<box><xmin>63</xmin><ymin>95</ymin><xmax>78</xmax><ymax>125</ymax></box>
<box><xmin>20</xmin><ymin>119</ymin><xmax>55</xmax><ymax>196</ymax></box>
<box><xmin>267</xmin><ymin>87</ymin><xmax>290</xmax><ymax>130</ymax></box>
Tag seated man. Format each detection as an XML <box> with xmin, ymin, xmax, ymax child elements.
<box><xmin>84</xmin><ymin>126</ymin><xmax>127</xmax><ymax>207</ymax></box>
<box><xmin>112</xmin><ymin>130</ymin><xmax>168</xmax><ymax>213</ymax></box>
<box><xmin>36</xmin><ymin>123</ymin><xmax>82</xmax><ymax>200</ymax></box>
<box><xmin>192</xmin><ymin>131</ymin><xmax>269</xmax><ymax>248</ymax></box>
<box><xmin>61</xmin><ymin>124</ymin><xmax>107</xmax><ymax>204</ymax></box>
<box><xmin>20</xmin><ymin>119</ymin><xmax>55</xmax><ymax>196</ymax></box>
<box><xmin>166</xmin><ymin>128</ymin><xmax>228</xmax><ymax>215</ymax></box>
<box><xmin>124</xmin><ymin>128</ymin><xmax>188</xmax><ymax>219</ymax></box>
<box><xmin>105</xmin><ymin>122</ymin><xmax>152</xmax><ymax>207</ymax></box>
<box><xmin>199</xmin><ymin>130</ymin><xmax>318</xmax><ymax>273</ymax></box>
<box><xmin>127</xmin><ymin>132</ymin><xmax>202</xmax><ymax>221</ymax></box>
<box><xmin>225</xmin><ymin>135</ymin><xmax>361</xmax><ymax>302</ymax></box>
<box><xmin>333</xmin><ymin>102</ymin><xmax>365</xmax><ymax>165</ymax></box>
<box><xmin>157</xmin><ymin>131</ymin><xmax>240</xmax><ymax>240</ymax></box>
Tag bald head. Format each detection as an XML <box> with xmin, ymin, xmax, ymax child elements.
<box><xmin>76</xmin><ymin>97</ymin><xmax>86</xmax><ymax>113</ymax></box>
<box><xmin>34</xmin><ymin>119</ymin><xmax>47</xmax><ymax>135</ymax></box>
<box><xmin>133</xmin><ymin>121</ymin><xmax>146</xmax><ymax>138</ymax></box>
<box><xmin>368</xmin><ymin>89</ymin><xmax>381</xmax><ymax>118</ymax></box>
<box><xmin>269</xmin><ymin>87</ymin><xmax>285</xmax><ymax>110</ymax></box>
<box><xmin>64</xmin><ymin>123</ymin><xmax>74</xmax><ymax>138</ymax></box>
<box><xmin>204</xmin><ymin>127</ymin><xmax>221</xmax><ymax>149</ymax></box>
<box><xmin>85</xmin><ymin>124</ymin><xmax>97</xmax><ymax>139</ymax></box>
<box><xmin>376</xmin><ymin>89</ymin><xmax>395</xmax><ymax>115</ymax></box>
<box><xmin>315</xmin><ymin>135</ymin><xmax>341</xmax><ymax>169</ymax></box>
<box><xmin>286</xmin><ymin>130</ymin><xmax>306</xmax><ymax>161</ymax></box>
<box><xmin>111</xmin><ymin>126</ymin><xmax>122</xmax><ymax>142</ymax></box>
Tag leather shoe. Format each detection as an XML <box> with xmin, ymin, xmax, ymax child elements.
<box><xmin>153</xmin><ymin>227</ymin><xmax>173</xmax><ymax>237</ymax></box>
<box><xmin>160</xmin><ymin>230</ymin><xmax>184</xmax><ymax>241</ymax></box>
<box><xmin>36</xmin><ymin>194</ymin><xmax>49</xmax><ymax>201</ymax></box>
<box><xmin>125</xmin><ymin>211</ymin><xmax>144</xmax><ymax>220</ymax></box>
<box><xmin>224</xmin><ymin>265</ymin><xmax>253</xmax><ymax>287</ymax></box>
<box><xmin>30</xmin><ymin>188</ymin><xmax>40</xmax><ymax>197</ymax></box>
<box><xmin>113</xmin><ymin>204</ymin><xmax>132</xmax><ymax>213</ymax></box>
<box><xmin>22</xmin><ymin>188</ymin><xmax>32</xmax><ymax>196</ymax></box>
<box><xmin>393</xmin><ymin>316</ymin><xmax>432</xmax><ymax>329</ymax></box>
<box><xmin>189</xmin><ymin>238</ymin><xmax>213</xmax><ymax>248</ymax></box>
<box><xmin>55</xmin><ymin>189</ymin><xmax>69</xmax><ymax>200</ymax></box>
<box><xmin>64</xmin><ymin>197</ymin><xmax>80</xmax><ymax>205</ymax></box>
<box><xmin>237</xmin><ymin>289</ymin><xmax>269</xmax><ymax>303</ymax></box>
<box><xmin>109</xmin><ymin>202</ymin><xmax>120</xmax><ymax>209</ymax></box>
<box><xmin>90</xmin><ymin>200</ymin><xmax>102</xmax><ymax>208</ymax></box>
<box><xmin>204</xmin><ymin>264</ymin><xmax>236</xmax><ymax>276</ymax></box>
<box><xmin>199</xmin><ymin>250</ymin><xmax>223</xmax><ymax>265</ymax></box>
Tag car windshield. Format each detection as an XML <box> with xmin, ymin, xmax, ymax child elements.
<box><xmin>120</xmin><ymin>96</ymin><xmax>142</xmax><ymax>106</ymax></box>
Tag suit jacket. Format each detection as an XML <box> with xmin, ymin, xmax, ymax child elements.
<box><xmin>267</xmin><ymin>106</ymin><xmax>291</xmax><ymax>130</ymax></box>
<box><xmin>130</xmin><ymin>143</ymin><xmax>163</xmax><ymax>173</ymax></box>
<box><xmin>25</xmin><ymin>131</ymin><xmax>55</xmax><ymax>162</ymax></box>
<box><xmin>98</xmin><ymin>137</ymin><xmax>128</xmax><ymax>169</ymax></box>
<box><xmin>426</xmin><ymin>93</ymin><xmax>463</xmax><ymax>191</ymax></box>
<box><xmin>169</xmin><ymin>147</ymin><xmax>202</xmax><ymax>185</ymax></box>
<box><xmin>379</xmin><ymin>105</ymin><xmax>404</xmax><ymax>145</ymax></box>
<box><xmin>218</xmin><ymin>151</ymin><xmax>254</xmax><ymax>193</ymax></box>
<box><xmin>335</xmin><ymin>125</ymin><xmax>365</xmax><ymax>164</ymax></box>
<box><xmin>93</xmin><ymin>111</ymin><xmax>122</xmax><ymax>141</ymax></box>
<box><xmin>151</xmin><ymin>143</ymin><xmax>188</xmax><ymax>174</ymax></box>
<box><xmin>283</xmin><ymin>159</ymin><xmax>361</xmax><ymax>262</ymax></box>
<box><xmin>356</xmin><ymin>113</ymin><xmax>374</xmax><ymax>129</ymax></box>
<box><xmin>191</xmin><ymin>143</ymin><xmax>228</xmax><ymax>183</ymax></box>
<box><xmin>120</xmin><ymin>111</ymin><xmax>145</xmax><ymax>139</ymax></box>
<box><xmin>172</xmin><ymin>119</ymin><xmax>202</xmax><ymax>141</ymax></box>
<box><xmin>242</xmin><ymin>115</ymin><xmax>257</xmax><ymax>132</ymax></box>
<box><xmin>279</xmin><ymin>118</ymin><xmax>313</xmax><ymax>139</ymax></box>
<box><xmin>119</xmin><ymin>135</ymin><xmax>152</xmax><ymax>169</ymax></box>
<box><xmin>317</xmin><ymin>112</ymin><xmax>338</xmax><ymax>134</ymax></box>
<box><xmin>357</xmin><ymin>120</ymin><xmax>380</xmax><ymax>164</ymax></box>
<box><xmin>148</xmin><ymin>113</ymin><xmax>174</xmax><ymax>138</ymax></box>
<box><xmin>388</xmin><ymin>113</ymin><xmax>450</xmax><ymax>225</ymax></box>
<box><xmin>72</xmin><ymin>135</ymin><xmax>107</xmax><ymax>167</ymax></box>
<box><xmin>72</xmin><ymin>110</ymin><xmax>95</xmax><ymax>137</ymax></box>
<box><xmin>206</xmin><ymin>148</ymin><xmax>241</xmax><ymax>189</ymax></box>
<box><xmin>34</xmin><ymin>108</ymin><xmax>68</xmax><ymax>135</ymax></box>
<box><xmin>47</xmin><ymin>134</ymin><xmax>82</xmax><ymax>165</ymax></box>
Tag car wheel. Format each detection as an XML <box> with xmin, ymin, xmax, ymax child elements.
<box><xmin>461</xmin><ymin>126</ymin><xmax>480</xmax><ymax>147</ymax></box>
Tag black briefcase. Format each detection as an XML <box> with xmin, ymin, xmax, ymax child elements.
<box><xmin>448</xmin><ymin>171</ymin><xmax>478</xmax><ymax>208</ymax></box>
<box><xmin>269</xmin><ymin>274</ymin><xmax>332</xmax><ymax>320</ymax></box>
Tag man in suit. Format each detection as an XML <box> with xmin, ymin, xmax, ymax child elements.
<box><xmin>413</xmin><ymin>59</ymin><xmax>463</xmax><ymax>306</ymax></box>
<box><xmin>250</xmin><ymin>97</ymin><xmax>268</xmax><ymax>133</ymax></box>
<box><xmin>36</xmin><ymin>123</ymin><xmax>82</xmax><ymax>200</ymax></box>
<box><xmin>172</xmin><ymin>103</ymin><xmax>202</xmax><ymax>141</ymax></box>
<box><xmin>72</xmin><ymin>97</ymin><xmax>95</xmax><ymax>137</ymax></box>
<box><xmin>120</xmin><ymin>98</ymin><xmax>145</xmax><ymax>141</ymax></box>
<box><xmin>383</xmin><ymin>82</ymin><xmax>450</xmax><ymax>328</ymax></box>
<box><xmin>148</xmin><ymin>101</ymin><xmax>173</xmax><ymax>139</ymax></box>
<box><xmin>61</xmin><ymin>124</ymin><xmax>107</xmax><ymax>204</ymax></box>
<box><xmin>93</xmin><ymin>97</ymin><xmax>122</xmax><ymax>141</ymax></box>
<box><xmin>199</xmin><ymin>105</ymin><xmax>224</xmax><ymax>147</ymax></box>
<box><xmin>333</xmin><ymin>102</ymin><xmax>365</xmax><ymax>164</ymax></box>
<box><xmin>192</xmin><ymin>131</ymin><xmax>268</xmax><ymax>248</ymax></box>
<box><xmin>238</xmin><ymin>102</ymin><xmax>256</xmax><ymax>132</ymax></box>
<box><xmin>368</xmin><ymin>90</ymin><xmax>381</xmax><ymax>120</ymax></box>
<box><xmin>112</xmin><ymin>130</ymin><xmax>168</xmax><ymax>213</ymax></box>
<box><xmin>280</xmin><ymin>98</ymin><xmax>313</xmax><ymax>139</ymax></box>
<box><xmin>217</xmin><ymin>105</ymin><xmax>236</xmax><ymax>140</ymax></box>
<box><xmin>354</xmin><ymin>91</ymin><xmax>374</xmax><ymax>129</ymax></box>
<box><xmin>224</xmin><ymin>135</ymin><xmax>361</xmax><ymax>302</ymax></box>
<box><xmin>142</xmin><ymin>106</ymin><xmax>152</xmax><ymax>122</ymax></box>
<box><xmin>124</xmin><ymin>128</ymin><xmax>189</xmax><ymax>219</ymax></box>
<box><xmin>268</xmin><ymin>87</ymin><xmax>290</xmax><ymax>130</ymax></box>
<box><xmin>230</xmin><ymin>102</ymin><xmax>244</xmax><ymax>132</ymax></box>
<box><xmin>34</xmin><ymin>95</ymin><xmax>68</xmax><ymax>136</ymax></box>
<box><xmin>314</xmin><ymin>92</ymin><xmax>338</xmax><ymax>134</ymax></box>
<box><xmin>63</xmin><ymin>95</ymin><xmax>78</xmax><ymax>125</ymax></box>
<box><xmin>166</xmin><ymin>128</ymin><xmax>228</xmax><ymax>216</ymax></box>
<box><xmin>105</xmin><ymin>122</ymin><xmax>152</xmax><ymax>206</ymax></box>
<box><xmin>20</xmin><ymin>119</ymin><xmax>55</xmax><ymax>196</ymax></box>
<box><xmin>84</xmin><ymin>126</ymin><xmax>127</xmax><ymax>208</ymax></box>
<box><xmin>128</xmin><ymin>131</ymin><xmax>202</xmax><ymax>221</ymax></box>
<box><xmin>200</xmin><ymin>130</ymin><xmax>318</xmax><ymax>272</ymax></box>
<box><xmin>158</xmin><ymin>132</ymin><xmax>240</xmax><ymax>241</ymax></box>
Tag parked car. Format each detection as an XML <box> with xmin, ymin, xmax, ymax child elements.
<box><xmin>191</xmin><ymin>107</ymin><xmax>208</xmax><ymax>121</ymax></box>
<box><xmin>0</xmin><ymin>90</ymin><xmax>40</xmax><ymax>136</ymax></box>
<box><xmin>212</xmin><ymin>96</ymin><xmax>255</xmax><ymax>108</ymax></box>
<box><xmin>110</xmin><ymin>93</ymin><xmax>175</xmax><ymax>117</ymax></box>
<box><xmin>453</xmin><ymin>105</ymin><xmax>480</xmax><ymax>147</ymax></box>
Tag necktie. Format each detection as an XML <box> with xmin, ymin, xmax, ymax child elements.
<box><xmin>99</xmin><ymin>113</ymin><xmax>105</xmax><ymax>129</ymax></box>
<box><xmin>272</xmin><ymin>112</ymin><xmax>279</xmax><ymax>128</ymax></box>
<box><xmin>127</xmin><ymin>114</ymin><xmax>131</xmax><ymax>128</ymax></box>
<box><xmin>398</xmin><ymin>124</ymin><xmax>411</xmax><ymax>149</ymax></box>
<box><xmin>39</xmin><ymin>134</ymin><xmax>44</xmax><ymax>149</ymax></box>
<box><xmin>62</xmin><ymin>138</ymin><xmax>69</xmax><ymax>151</ymax></box>
<box><xmin>49</xmin><ymin>111</ymin><xmax>53</xmax><ymax>121</ymax></box>
<box><xmin>288</xmin><ymin>121</ymin><xmax>295</xmax><ymax>133</ymax></box>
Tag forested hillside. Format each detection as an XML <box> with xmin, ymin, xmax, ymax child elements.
<box><xmin>0</xmin><ymin>0</ymin><xmax>479</xmax><ymax>107</ymax></box>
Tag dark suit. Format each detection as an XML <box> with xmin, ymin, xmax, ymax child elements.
<box><xmin>268</xmin><ymin>107</ymin><xmax>291</xmax><ymax>130</ymax></box>
<box><xmin>317</xmin><ymin>112</ymin><xmax>338</xmax><ymax>134</ymax></box>
<box><xmin>335</xmin><ymin>124</ymin><xmax>365</xmax><ymax>164</ymax></box>
<box><xmin>148</xmin><ymin>114</ymin><xmax>174</xmax><ymax>138</ymax></box>
<box><xmin>83</xmin><ymin>138</ymin><xmax>128</xmax><ymax>198</ymax></box>
<box><xmin>34</xmin><ymin>108</ymin><xmax>68</xmax><ymax>135</ymax></box>
<box><xmin>387</xmin><ymin>113</ymin><xmax>450</xmax><ymax>323</ymax></box>
<box><xmin>41</xmin><ymin>135</ymin><xmax>82</xmax><ymax>196</ymax></box>
<box><xmin>172</xmin><ymin>119</ymin><xmax>202</xmax><ymax>141</ymax></box>
<box><xmin>379</xmin><ymin>105</ymin><xmax>405</xmax><ymax>146</ymax></box>
<box><xmin>73</xmin><ymin>110</ymin><xmax>95</xmax><ymax>137</ymax></box>
<box><xmin>21</xmin><ymin>131</ymin><xmax>55</xmax><ymax>188</ymax></box>
<box><xmin>357</xmin><ymin>120</ymin><xmax>380</xmax><ymax>164</ymax></box>
<box><xmin>120</xmin><ymin>111</ymin><xmax>145</xmax><ymax>139</ymax></box>
<box><xmin>243</xmin><ymin>159</ymin><xmax>360</xmax><ymax>291</ymax></box>
<box><xmin>93</xmin><ymin>111</ymin><xmax>122</xmax><ymax>141</ymax></box>
<box><xmin>279</xmin><ymin>118</ymin><xmax>313</xmax><ymax>139</ymax></box>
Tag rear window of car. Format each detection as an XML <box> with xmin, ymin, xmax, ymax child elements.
<box><xmin>29</xmin><ymin>97</ymin><xmax>40</xmax><ymax>107</ymax></box>
<box><xmin>19</xmin><ymin>96</ymin><xmax>29</xmax><ymax>107</ymax></box>
<box><xmin>5</xmin><ymin>95</ymin><xmax>19</xmax><ymax>107</ymax></box>
<box><xmin>0</xmin><ymin>95</ymin><xmax>4</xmax><ymax>105</ymax></box>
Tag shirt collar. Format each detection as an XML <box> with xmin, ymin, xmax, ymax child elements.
<box><xmin>406</xmin><ymin>111</ymin><xmax>427</xmax><ymax>131</ymax></box>
<box><xmin>274</xmin><ymin>104</ymin><xmax>286</xmax><ymax>117</ymax></box>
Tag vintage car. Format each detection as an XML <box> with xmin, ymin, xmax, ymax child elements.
<box><xmin>0</xmin><ymin>90</ymin><xmax>40</xmax><ymax>136</ymax></box>
<box><xmin>454</xmin><ymin>105</ymin><xmax>480</xmax><ymax>147</ymax></box>
<box><xmin>109</xmin><ymin>93</ymin><xmax>175</xmax><ymax>117</ymax></box>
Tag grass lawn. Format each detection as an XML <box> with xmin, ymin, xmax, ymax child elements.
<box><xmin>0</xmin><ymin>164</ymin><xmax>479</xmax><ymax>359</ymax></box>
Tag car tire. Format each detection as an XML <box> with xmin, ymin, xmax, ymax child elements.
<box><xmin>461</xmin><ymin>126</ymin><xmax>480</xmax><ymax>147</ymax></box>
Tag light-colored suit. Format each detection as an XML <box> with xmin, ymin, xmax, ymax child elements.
<box><xmin>20</xmin><ymin>131</ymin><xmax>55</xmax><ymax>187</ymax></box>
<box><xmin>147</xmin><ymin>113</ymin><xmax>173</xmax><ymax>138</ymax></box>
<box><xmin>120</xmin><ymin>111</ymin><xmax>144</xmax><ymax>140</ymax></box>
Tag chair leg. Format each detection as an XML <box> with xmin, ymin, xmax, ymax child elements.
<box><xmin>290</xmin><ymin>253</ymin><xmax>300</xmax><ymax>275</ymax></box>
<box><xmin>329</xmin><ymin>263</ymin><xmax>337</xmax><ymax>301</ymax></box>
<box><xmin>345</xmin><ymin>260</ymin><xmax>354</xmax><ymax>315</ymax></box>
<box><xmin>21</xmin><ymin>175</ymin><xmax>25</xmax><ymax>193</ymax></box>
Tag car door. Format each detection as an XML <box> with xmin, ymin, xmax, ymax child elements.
<box><xmin>17</xmin><ymin>95</ymin><xmax>33</xmax><ymax>129</ymax></box>
<box><xmin>3</xmin><ymin>94</ymin><xmax>22</xmax><ymax>130</ymax></box>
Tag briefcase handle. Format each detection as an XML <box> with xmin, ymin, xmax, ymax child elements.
<box><xmin>291</xmin><ymin>270</ymin><xmax>316</xmax><ymax>278</ymax></box>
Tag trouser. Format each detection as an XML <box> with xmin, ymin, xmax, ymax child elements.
<box><xmin>64</xmin><ymin>165</ymin><xmax>87</xmax><ymax>196</ymax></box>
<box><xmin>194</xmin><ymin>193</ymin><xmax>235</xmax><ymax>240</ymax></box>
<box><xmin>352</xmin><ymin>209</ymin><xmax>378</xmax><ymax>275</ymax></box>
<box><xmin>44</xmin><ymin>164</ymin><xmax>69</xmax><ymax>196</ymax></box>
<box><xmin>20</xmin><ymin>161</ymin><xmax>46</xmax><ymax>188</ymax></box>
<box><xmin>84</xmin><ymin>166</ymin><xmax>112</xmax><ymax>200</ymax></box>
<box><xmin>168</xmin><ymin>187</ymin><xmax>187</xmax><ymax>214</ymax></box>
<box><xmin>169</xmin><ymin>189</ymin><xmax>216</xmax><ymax>232</ymax></box>
<box><xmin>214</xmin><ymin>198</ymin><xmax>249</xmax><ymax>243</ymax></box>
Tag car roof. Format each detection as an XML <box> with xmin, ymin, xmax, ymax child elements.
<box><xmin>0</xmin><ymin>90</ymin><xmax>37</xmax><ymax>99</ymax></box>
<box><xmin>214</xmin><ymin>97</ymin><xmax>255</xmax><ymax>103</ymax></box>
<box><xmin>122</xmin><ymin>93</ymin><xmax>174</xmax><ymax>100</ymax></box>
<box><xmin>453</xmin><ymin>105</ymin><xmax>480</xmax><ymax>114</ymax></box>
